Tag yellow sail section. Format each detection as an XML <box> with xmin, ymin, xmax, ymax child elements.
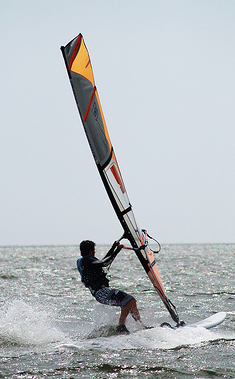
<box><xmin>71</xmin><ymin>38</ymin><xmax>95</xmax><ymax>87</ymax></box>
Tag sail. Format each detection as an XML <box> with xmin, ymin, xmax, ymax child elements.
<box><xmin>61</xmin><ymin>34</ymin><xmax>179</xmax><ymax>324</ymax></box>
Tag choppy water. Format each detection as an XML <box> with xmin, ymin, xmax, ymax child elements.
<box><xmin>0</xmin><ymin>244</ymin><xmax>234</xmax><ymax>378</ymax></box>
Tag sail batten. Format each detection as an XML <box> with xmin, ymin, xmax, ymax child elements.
<box><xmin>61</xmin><ymin>34</ymin><xmax>179</xmax><ymax>324</ymax></box>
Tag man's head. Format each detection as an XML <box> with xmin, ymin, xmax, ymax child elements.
<box><xmin>80</xmin><ymin>240</ymin><xmax>96</xmax><ymax>257</ymax></box>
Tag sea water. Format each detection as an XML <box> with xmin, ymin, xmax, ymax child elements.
<box><xmin>0</xmin><ymin>244</ymin><xmax>234</xmax><ymax>378</ymax></box>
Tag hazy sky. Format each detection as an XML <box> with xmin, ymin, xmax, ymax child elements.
<box><xmin>1</xmin><ymin>1</ymin><xmax>235</xmax><ymax>245</ymax></box>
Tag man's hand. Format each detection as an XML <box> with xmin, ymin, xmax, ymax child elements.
<box><xmin>100</xmin><ymin>241</ymin><xmax>124</xmax><ymax>266</ymax></box>
<box><xmin>112</xmin><ymin>240</ymin><xmax>121</xmax><ymax>249</ymax></box>
<box><xmin>115</xmin><ymin>244</ymin><xmax>123</xmax><ymax>253</ymax></box>
<box><xmin>111</xmin><ymin>240</ymin><xmax>123</xmax><ymax>253</ymax></box>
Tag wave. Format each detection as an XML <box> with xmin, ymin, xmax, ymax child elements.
<box><xmin>56</xmin><ymin>323</ymin><xmax>234</xmax><ymax>352</ymax></box>
<box><xmin>0</xmin><ymin>300</ymin><xmax>65</xmax><ymax>346</ymax></box>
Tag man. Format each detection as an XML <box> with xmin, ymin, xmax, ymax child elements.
<box><xmin>77</xmin><ymin>239</ymin><xmax>144</xmax><ymax>334</ymax></box>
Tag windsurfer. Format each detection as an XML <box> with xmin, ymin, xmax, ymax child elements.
<box><xmin>77</xmin><ymin>240</ymin><xmax>142</xmax><ymax>334</ymax></box>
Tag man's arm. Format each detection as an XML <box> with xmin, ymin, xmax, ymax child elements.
<box><xmin>92</xmin><ymin>241</ymin><xmax>123</xmax><ymax>267</ymax></box>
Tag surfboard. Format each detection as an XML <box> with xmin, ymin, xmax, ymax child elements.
<box><xmin>160</xmin><ymin>311</ymin><xmax>227</xmax><ymax>330</ymax></box>
<box><xmin>185</xmin><ymin>311</ymin><xmax>226</xmax><ymax>329</ymax></box>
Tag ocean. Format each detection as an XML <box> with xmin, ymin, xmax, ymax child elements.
<box><xmin>0</xmin><ymin>244</ymin><xmax>234</xmax><ymax>378</ymax></box>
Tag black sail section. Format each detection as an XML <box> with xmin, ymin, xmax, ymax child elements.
<box><xmin>61</xmin><ymin>34</ymin><xmax>179</xmax><ymax>324</ymax></box>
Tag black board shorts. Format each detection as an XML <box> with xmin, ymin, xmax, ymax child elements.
<box><xmin>94</xmin><ymin>287</ymin><xmax>134</xmax><ymax>307</ymax></box>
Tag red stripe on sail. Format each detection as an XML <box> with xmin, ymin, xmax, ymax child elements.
<box><xmin>84</xmin><ymin>86</ymin><xmax>96</xmax><ymax>121</ymax></box>
<box><xmin>68</xmin><ymin>34</ymin><xmax>82</xmax><ymax>72</ymax></box>
<box><xmin>110</xmin><ymin>164</ymin><xmax>125</xmax><ymax>194</ymax></box>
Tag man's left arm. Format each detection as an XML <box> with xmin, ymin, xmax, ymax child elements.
<box><xmin>92</xmin><ymin>241</ymin><xmax>123</xmax><ymax>267</ymax></box>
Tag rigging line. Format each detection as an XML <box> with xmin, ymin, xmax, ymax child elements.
<box><xmin>142</xmin><ymin>229</ymin><xmax>161</xmax><ymax>254</ymax></box>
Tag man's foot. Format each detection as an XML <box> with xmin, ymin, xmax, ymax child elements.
<box><xmin>116</xmin><ymin>324</ymin><xmax>130</xmax><ymax>335</ymax></box>
<box><xmin>160</xmin><ymin>322</ymin><xmax>174</xmax><ymax>329</ymax></box>
<box><xmin>143</xmin><ymin>325</ymin><xmax>154</xmax><ymax>329</ymax></box>
<box><xmin>138</xmin><ymin>320</ymin><xmax>154</xmax><ymax>330</ymax></box>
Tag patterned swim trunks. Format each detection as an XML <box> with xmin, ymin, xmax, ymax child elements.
<box><xmin>94</xmin><ymin>287</ymin><xmax>134</xmax><ymax>307</ymax></box>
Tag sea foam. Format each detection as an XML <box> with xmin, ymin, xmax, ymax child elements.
<box><xmin>0</xmin><ymin>300</ymin><xmax>65</xmax><ymax>346</ymax></box>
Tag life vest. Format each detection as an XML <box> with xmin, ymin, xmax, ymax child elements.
<box><xmin>77</xmin><ymin>258</ymin><xmax>84</xmax><ymax>280</ymax></box>
<box><xmin>77</xmin><ymin>258</ymin><xmax>87</xmax><ymax>287</ymax></box>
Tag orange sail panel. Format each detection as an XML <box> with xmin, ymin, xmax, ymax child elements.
<box><xmin>61</xmin><ymin>34</ymin><xmax>179</xmax><ymax>324</ymax></box>
<box><xmin>110</xmin><ymin>164</ymin><xmax>125</xmax><ymax>194</ymax></box>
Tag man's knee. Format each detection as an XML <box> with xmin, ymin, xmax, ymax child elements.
<box><xmin>129</xmin><ymin>298</ymin><xmax>136</xmax><ymax>308</ymax></box>
<box><xmin>121</xmin><ymin>298</ymin><xmax>136</xmax><ymax>311</ymax></box>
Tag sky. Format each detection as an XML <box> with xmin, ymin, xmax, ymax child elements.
<box><xmin>1</xmin><ymin>0</ymin><xmax>235</xmax><ymax>245</ymax></box>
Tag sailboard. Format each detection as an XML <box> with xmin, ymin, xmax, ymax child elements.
<box><xmin>61</xmin><ymin>34</ymin><xmax>179</xmax><ymax>324</ymax></box>
<box><xmin>161</xmin><ymin>311</ymin><xmax>226</xmax><ymax>330</ymax></box>
<box><xmin>186</xmin><ymin>312</ymin><xmax>226</xmax><ymax>329</ymax></box>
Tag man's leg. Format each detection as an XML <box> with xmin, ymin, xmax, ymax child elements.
<box><xmin>119</xmin><ymin>298</ymin><xmax>140</xmax><ymax>325</ymax></box>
